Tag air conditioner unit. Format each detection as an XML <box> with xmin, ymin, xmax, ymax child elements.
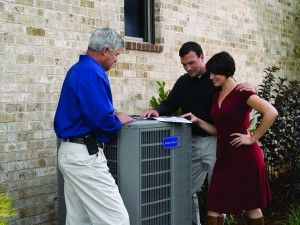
<box><xmin>58</xmin><ymin>120</ymin><xmax>192</xmax><ymax>225</ymax></box>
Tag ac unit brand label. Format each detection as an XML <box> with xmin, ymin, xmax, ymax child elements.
<box><xmin>163</xmin><ymin>136</ymin><xmax>181</xmax><ymax>149</ymax></box>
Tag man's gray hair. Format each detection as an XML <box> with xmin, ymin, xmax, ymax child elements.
<box><xmin>88</xmin><ymin>28</ymin><xmax>124</xmax><ymax>52</ymax></box>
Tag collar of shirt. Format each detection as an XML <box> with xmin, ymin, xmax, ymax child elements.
<box><xmin>79</xmin><ymin>54</ymin><xmax>106</xmax><ymax>72</ymax></box>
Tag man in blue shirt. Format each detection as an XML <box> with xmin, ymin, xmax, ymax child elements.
<box><xmin>54</xmin><ymin>28</ymin><xmax>134</xmax><ymax>225</ymax></box>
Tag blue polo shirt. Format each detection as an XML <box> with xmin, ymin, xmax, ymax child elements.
<box><xmin>54</xmin><ymin>55</ymin><xmax>121</xmax><ymax>143</ymax></box>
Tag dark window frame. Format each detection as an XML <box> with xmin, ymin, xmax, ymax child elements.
<box><xmin>124</xmin><ymin>0</ymin><xmax>155</xmax><ymax>44</ymax></box>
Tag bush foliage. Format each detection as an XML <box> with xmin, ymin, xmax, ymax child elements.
<box><xmin>284</xmin><ymin>203</ymin><xmax>300</xmax><ymax>225</ymax></box>
<box><xmin>0</xmin><ymin>193</ymin><xmax>17</xmax><ymax>225</ymax></box>
<box><xmin>256</xmin><ymin>66</ymin><xmax>300</xmax><ymax>201</ymax></box>
<box><xmin>149</xmin><ymin>81</ymin><xmax>182</xmax><ymax>115</ymax></box>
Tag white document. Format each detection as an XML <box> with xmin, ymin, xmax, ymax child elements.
<box><xmin>153</xmin><ymin>116</ymin><xmax>192</xmax><ymax>124</ymax></box>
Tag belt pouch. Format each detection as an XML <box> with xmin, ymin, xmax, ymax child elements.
<box><xmin>83</xmin><ymin>135</ymin><xmax>99</xmax><ymax>155</ymax></box>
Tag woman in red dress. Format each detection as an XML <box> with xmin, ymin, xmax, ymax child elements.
<box><xmin>182</xmin><ymin>52</ymin><xmax>278</xmax><ymax>225</ymax></box>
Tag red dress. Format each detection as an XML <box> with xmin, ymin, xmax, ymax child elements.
<box><xmin>206</xmin><ymin>86</ymin><xmax>272</xmax><ymax>214</ymax></box>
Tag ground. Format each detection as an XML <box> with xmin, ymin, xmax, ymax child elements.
<box><xmin>199</xmin><ymin>181</ymin><xmax>300</xmax><ymax>225</ymax></box>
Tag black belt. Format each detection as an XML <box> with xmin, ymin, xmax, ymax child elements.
<box><xmin>199</xmin><ymin>134</ymin><xmax>212</xmax><ymax>137</ymax></box>
<box><xmin>62</xmin><ymin>137</ymin><xmax>106</xmax><ymax>149</ymax></box>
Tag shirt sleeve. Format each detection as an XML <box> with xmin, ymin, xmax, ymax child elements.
<box><xmin>241</xmin><ymin>89</ymin><xmax>256</xmax><ymax>99</ymax></box>
<box><xmin>240</xmin><ymin>89</ymin><xmax>256</xmax><ymax>108</ymax></box>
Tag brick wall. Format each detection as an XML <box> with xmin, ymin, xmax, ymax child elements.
<box><xmin>0</xmin><ymin>0</ymin><xmax>299</xmax><ymax>224</ymax></box>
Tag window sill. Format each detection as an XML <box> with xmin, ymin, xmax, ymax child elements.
<box><xmin>125</xmin><ymin>41</ymin><xmax>163</xmax><ymax>53</ymax></box>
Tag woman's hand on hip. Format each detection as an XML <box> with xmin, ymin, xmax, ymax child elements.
<box><xmin>230</xmin><ymin>132</ymin><xmax>256</xmax><ymax>147</ymax></box>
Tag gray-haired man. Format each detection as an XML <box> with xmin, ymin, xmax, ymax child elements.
<box><xmin>55</xmin><ymin>28</ymin><xmax>134</xmax><ymax>225</ymax></box>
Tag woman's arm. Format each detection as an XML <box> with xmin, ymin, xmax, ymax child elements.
<box><xmin>230</xmin><ymin>95</ymin><xmax>278</xmax><ymax>147</ymax></box>
<box><xmin>247</xmin><ymin>95</ymin><xmax>278</xmax><ymax>142</ymax></box>
<box><xmin>181</xmin><ymin>112</ymin><xmax>217</xmax><ymax>135</ymax></box>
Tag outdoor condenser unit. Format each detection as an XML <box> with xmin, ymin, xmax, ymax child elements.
<box><xmin>103</xmin><ymin>120</ymin><xmax>192</xmax><ymax>225</ymax></box>
<box><xmin>57</xmin><ymin>120</ymin><xmax>192</xmax><ymax>225</ymax></box>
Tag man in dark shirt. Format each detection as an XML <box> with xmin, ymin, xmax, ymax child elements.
<box><xmin>143</xmin><ymin>42</ymin><xmax>217</xmax><ymax>225</ymax></box>
<box><xmin>54</xmin><ymin>28</ymin><xmax>134</xmax><ymax>225</ymax></box>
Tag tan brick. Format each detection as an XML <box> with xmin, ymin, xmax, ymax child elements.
<box><xmin>53</xmin><ymin>2</ymin><xmax>70</xmax><ymax>12</ymax></box>
<box><xmin>26</xmin><ymin>27</ymin><xmax>46</xmax><ymax>36</ymax></box>
<box><xmin>0</xmin><ymin>114</ymin><xmax>16</xmax><ymax>122</ymax></box>
<box><xmin>35</xmin><ymin>0</ymin><xmax>53</xmax><ymax>9</ymax></box>
<box><xmin>80</xmin><ymin>0</ymin><xmax>94</xmax><ymax>8</ymax></box>
<box><xmin>16</xmin><ymin>0</ymin><xmax>34</xmax><ymax>6</ymax></box>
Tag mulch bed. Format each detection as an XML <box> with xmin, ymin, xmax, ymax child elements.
<box><xmin>199</xmin><ymin>178</ymin><xmax>300</xmax><ymax>224</ymax></box>
<box><xmin>199</xmin><ymin>191</ymin><xmax>299</xmax><ymax>225</ymax></box>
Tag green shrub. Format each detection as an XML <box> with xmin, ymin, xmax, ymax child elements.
<box><xmin>149</xmin><ymin>80</ymin><xmax>182</xmax><ymax>115</ymax></box>
<box><xmin>149</xmin><ymin>81</ymin><xmax>170</xmax><ymax>109</ymax></box>
<box><xmin>284</xmin><ymin>203</ymin><xmax>300</xmax><ymax>225</ymax></box>
<box><xmin>0</xmin><ymin>193</ymin><xmax>17</xmax><ymax>225</ymax></box>
<box><xmin>256</xmin><ymin>66</ymin><xmax>300</xmax><ymax>201</ymax></box>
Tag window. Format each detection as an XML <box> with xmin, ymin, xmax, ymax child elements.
<box><xmin>124</xmin><ymin>0</ymin><xmax>155</xmax><ymax>44</ymax></box>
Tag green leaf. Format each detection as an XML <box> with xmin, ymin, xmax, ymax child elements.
<box><xmin>149</xmin><ymin>80</ymin><xmax>171</xmax><ymax>108</ymax></box>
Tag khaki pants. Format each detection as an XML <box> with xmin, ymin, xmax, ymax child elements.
<box><xmin>58</xmin><ymin>142</ymin><xmax>130</xmax><ymax>225</ymax></box>
<box><xmin>191</xmin><ymin>136</ymin><xmax>217</xmax><ymax>225</ymax></box>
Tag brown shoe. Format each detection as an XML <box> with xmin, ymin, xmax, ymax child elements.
<box><xmin>246</xmin><ymin>217</ymin><xmax>265</xmax><ymax>225</ymax></box>
<box><xmin>206</xmin><ymin>215</ymin><xmax>225</xmax><ymax>225</ymax></box>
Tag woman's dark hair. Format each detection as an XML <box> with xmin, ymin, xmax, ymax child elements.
<box><xmin>206</xmin><ymin>51</ymin><xmax>236</xmax><ymax>77</ymax></box>
<box><xmin>179</xmin><ymin>42</ymin><xmax>203</xmax><ymax>57</ymax></box>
